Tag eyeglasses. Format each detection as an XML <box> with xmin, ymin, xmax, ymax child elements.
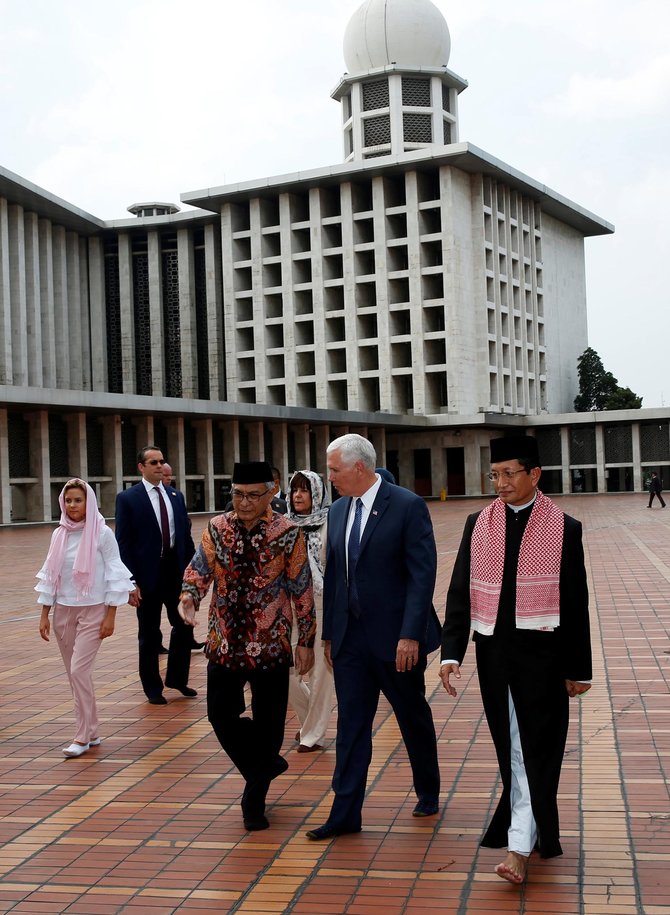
<box><xmin>144</xmin><ymin>459</ymin><xmax>166</xmax><ymax>466</ymax></box>
<box><xmin>231</xmin><ymin>489</ymin><xmax>269</xmax><ymax>503</ymax></box>
<box><xmin>488</xmin><ymin>469</ymin><xmax>528</xmax><ymax>482</ymax></box>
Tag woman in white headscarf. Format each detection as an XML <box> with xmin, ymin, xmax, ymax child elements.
<box><xmin>36</xmin><ymin>479</ymin><xmax>134</xmax><ymax>758</ymax></box>
<box><xmin>287</xmin><ymin>470</ymin><xmax>334</xmax><ymax>752</ymax></box>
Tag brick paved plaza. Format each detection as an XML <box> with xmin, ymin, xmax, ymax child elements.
<box><xmin>0</xmin><ymin>494</ymin><xmax>668</xmax><ymax>914</ymax></box>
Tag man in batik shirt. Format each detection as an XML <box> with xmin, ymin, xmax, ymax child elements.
<box><xmin>179</xmin><ymin>460</ymin><xmax>315</xmax><ymax>832</ymax></box>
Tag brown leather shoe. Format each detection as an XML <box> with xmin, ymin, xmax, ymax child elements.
<box><xmin>297</xmin><ymin>743</ymin><xmax>323</xmax><ymax>753</ymax></box>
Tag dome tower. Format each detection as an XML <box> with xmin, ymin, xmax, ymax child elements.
<box><xmin>331</xmin><ymin>0</ymin><xmax>467</xmax><ymax>161</ymax></box>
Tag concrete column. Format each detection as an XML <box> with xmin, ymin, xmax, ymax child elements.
<box><xmin>0</xmin><ymin>410</ymin><xmax>10</xmax><ymax>524</ymax></box>
<box><xmin>101</xmin><ymin>414</ymin><xmax>123</xmax><ymax>517</ymax></box>
<box><xmin>429</xmin><ymin>444</ymin><xmax>444</xmax><ymax>498</ymax></box>
<box><xmin>66</xmin><ymin>232</ymin><xmax>84</xmax><ymax>389</ymax></box>
<box><xmin>52</xmin><ymin>226</ymin><xmax>69</xmax><ymax>388</ymax></box>
<box><xmin>222</xmin><ymin>419</ymin><xmax>240</xmax><ymax>472</ymax></box>
<box><xmin>595</xmin><ymin>422</ymin><xmax>606</xmax><ymax>493</ymax></box>
<box><xmin>148</xmin><ymin>231</ymin><xmax>164</xmax><ymax>396</ymax></box>
<box><xmin>65</xmin><ymin>413</ymin><xmax>87</xmax><ymax>480</ymax></box>
<box><xmin>178</xmin><ymin>228</ymin><xmax>197</xmax><ymax>399</ymax></box>
<box><xmin>560</xmin><ymin>426</ymin><xmax>571</xmax><ymax>493</ymax></box>
<box><xmin>0</xmin><ymin>200</ymin><xmax>11</xmax><ymax>385</ymax></box>
<box><xmin>27</xmin><ymin>411</ymin><xmax>51</xmax><ymax>521</ymax></box>
<box><xmin>193</xmin><ymin>418</ymin><xmax>215</xmax><ymax>511</ymax></box>
<box><xmin>133</xmin><ymin>417</ymin><xmax>154</xmax><ymax>458</ymax></box>
<box><xmin>247</xmin><ymin>421</ymin><xmax>264</xmax><ymax>461</ymax></box>
<box><xmin>8</xmin><ymin>205</ymin><xmax>28</xmax><ymax>386</ymax></box>
<box><xmin>24</xmin><ymin>212</ymin><xmax>43</xmax><ymax>387</ymax></box>
<box><xmin>271</xmin><ymin>422</ymin><xmax>289</xmax><ymax>481</ymax></box>
<box><xmin>205</xmin><ymin>223</ymin><xmax>225</xmax><ymax>399</ymax></box>
<box><xmin>369</xmin><ymin>427</ymin><xmax>387</xmax><ymax>468</ymax></box>
<box><xmin>292</xmin><ymin>423</ymin><xmax>310</xmax><ymax>471</ymax></box>
<box><xmin>631</xmin><ymin>422</ymin><xmax>642</xmax><ymax>492</ymax></box>
<box><xmin>163</xmin><ymin>417</ymin><xmax>185</xmax><ymax>484</ymax></box>
<box><xmin>399</xmin><ymin>448</ymin><xmax>414</xmax><ymax>492</ymax></box>
<box><xmin>38</xmin><ymin>219</ymin><xmax>56</xmax><ymax>388</ymax></box>
<box><xmin>314</xmin><ymin>425</ymin><xmax>331</xmax><ymax>480</ymax></box>
<box><xmin>118</xmin><ymin>233</ymin><xmax>136</xmax><ymax>394</ymax></box>
<box><xmin>88</xmin><ymin>236</ymin><xmax>108</xmax><ymax>392</ymax></box>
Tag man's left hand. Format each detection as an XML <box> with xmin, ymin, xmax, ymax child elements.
<box><xmin>396</xmin><ymin>638</ymin><xmax>420</xmax><ymax>673</ymax></box>
<box><xmin>566</xmin><ymin>679</ymin><xmax>591</xmax><ymax>698</ymax></box>
<box><xmin>295</xmin><ymin>646</ymin><xmax>315</xmax><ymax>676</ymax></box>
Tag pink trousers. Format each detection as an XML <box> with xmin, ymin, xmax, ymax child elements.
<box><xmin>53</xmin><ymin>603</ymin><xmax>106</xmax><ymax>744</ymax></box>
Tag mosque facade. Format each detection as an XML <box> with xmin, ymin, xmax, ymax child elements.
<box><xmin>0</xmin><ymin>0</ymin><xmax>665</xmax><ymax>523</ymax></box>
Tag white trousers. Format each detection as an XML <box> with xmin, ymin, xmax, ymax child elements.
<box><xmin>288</xmin><ymin>601</ymin><xmax>334</xmax><ymax>747</ymax></box>
<box><xmin>53</xmin><ymin>603</ymin><xmax>106</xmax><ymax>744</ymax></box>
<box><xmin>508</xmin><ymin>688</ymin><xmax>538</xmax><ymax>856</ymax></box>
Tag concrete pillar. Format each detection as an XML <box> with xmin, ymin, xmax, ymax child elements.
<box><xmin>88</xmin><ymin>236</ymin><xmax>108</xmax><ymax>392</ymax></box>
<box><xmin>193</xmin><ymin>418</ymin><xmax>215</xmax><ymax>511</ymax></box>
<box><xmin>271</xmin><ymin>422</ymin><xmax>289</xmax><ymax>481</ymax></box>
<box><xmin>369</xmin><ymin>427</ymin><xmax>387</xmax><ymax>469</ymax></box>
<box><xmin>222</xmin><ymin>419</ymin><xmax>240</xmax><ymax>472</ymax></box>
<box><xmin>247</xmin><ymin>421</ymin><xmax>264</xmax><ymax>461</ymax></box>
<box><xmin>27</xmin><ymin>411</ymin><xmax>51</xmax><ymax>521</ymax></box>
<box><xmin>0</xmin><ymin>410</ymin><xmax>10</xmax><ymax>524</ymax></box>
<box><xmin>595</xmin><ymin>423</ymin><xmax>606</xmax><ymax>493</ymax></box>
<box><xmin>118</xmin><ymin>233</ymin><xmax>136</xmax><ymax>394</ymax></box>
<box><xmin>163</xmin><ymin>417</ymin><xmax>185</xmax><ymax>484</ymax></box>
<box><xmin>52</xmin><ymin>226</ymin><xmax>69</xmax><ymax>388</ymax></box>
<box><xmin>148</xmin><ymin>231</ymin><xmax>164</xmax><ymax>396</ymax></box>
<box><xmin>0</xmin><ymin>200</ymin><xmax>11</xmax><ymax>385</ymax></box>
<box><xmin>24</xmin><ymin>212</ymin><xmax>43</xmax><ymax>387</ymax></box>
<box><xmin>178</xmin><ymin>228</ymin><xmax>197</xmax><ymax>399</ymax></box>
<box><xmin>314</xmin><ymin>426</ymin><xmax>330</xmax><ymax>480</ymax></box>
<box><xmin>560</xmin><ymin>426</ymin><xmax>571</xmax><ymax>493</ymax></box>
<box><xmin>38</xmin><ymin>219</ymin><xmax>56</xmax><ymax>388</ymax></box>
<box><xmin>64</xmin><ymin>413</ymin><xmax>87</xmax><ymax>480</ymax></box>
<box><xmin>429</xmin><ymin>444</ymin><xmax>444</xmax><ymax>498</ymax></box>
<box><xmin>631</xmin><ymin>422</ymin><xmax>642</xmax><ymax>492</ymax></box>
<box><xmin>292</xmin><ymin>423</ymin><xmax>310</xmax><ymax>471</ymax></box>
<box><xmin>8</xmin><ymin>205</ymin><xmax>28</xmax><ymax>386</ymax></box>
<box><xmin>101</xmin><ymin>414</ymin><xmax>123</xmax><ymax>517</ymax></box>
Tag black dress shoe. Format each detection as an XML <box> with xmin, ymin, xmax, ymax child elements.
<box><xmin>412</xmin><ymin>798</ymin><xmax>439</xmax><ymax>817</ymax></box>
<box><xmin>158</xmin><ymin>646</ymin><xmax>169</xmax><ymax>655</ymax></box>
<box><xmin>166</xmin><ymin>684</ymin><xmax>198</xmax><ymax>697</ymax></box>
<box><xmin>272</xmin><ymin>756</ymin><xmax>289</xmax><ymax>779</ymax></box>
<box><xmin>190</xmin><ymin>641</ymin><xmax>205</xmax><ymax>650</ymax></box>
<box><xmin>148</xmin><ymin>695</ymin><xmax>167</xmax><ymax>705</ymax></box>
<box><xmin>305</xmin><ymin>824</ymin><xmax>361</xmax><ymax>841</ymax></box>
<box><xmin>244</xmin><ymin>814</ymin><xmax>270</xmax><ymax>832</ymax></box>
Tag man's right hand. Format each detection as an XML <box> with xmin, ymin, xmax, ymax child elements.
<box><xmin>439</xmin><ymin>662</ymin><xmax>461</xmax><ymax>697</ymax></box>
<box><xmin>179</xmin><ymin>595</ymin><xmax>196</xmax><ymax>626</ymax></box>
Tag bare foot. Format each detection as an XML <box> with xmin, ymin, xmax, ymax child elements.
<box><xmin>494</xmin><ymin>851</ymin><xmax>529</xmax><ymax>884</ymax></box>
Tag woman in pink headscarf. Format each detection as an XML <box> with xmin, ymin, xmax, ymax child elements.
<box><xmin>36</xmin><ymin>479</ymin><xmax>134</xmax><ymax>758</ymax></box>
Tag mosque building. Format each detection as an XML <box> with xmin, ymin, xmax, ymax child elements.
<box><xmin>0</xmin><ymin>0</ymin><xmax>666</xmax><ymax>522</ymax></box>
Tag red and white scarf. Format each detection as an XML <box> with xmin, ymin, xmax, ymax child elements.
<box><xmin>470</xmin><ymin>490</ymin><xmax>564</xmax><ymax>635</ymax></box>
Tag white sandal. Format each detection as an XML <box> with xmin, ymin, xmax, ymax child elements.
<box><xmin>62</xmin><ymin>742</ymin><xmax>89</xmax><ymax>758</ymax></box>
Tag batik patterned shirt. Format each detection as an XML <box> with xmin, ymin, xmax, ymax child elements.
<box><xmin>181</xmin><ymin>509</ymin><xmax>315</xmax><ymax>670</ymax></box>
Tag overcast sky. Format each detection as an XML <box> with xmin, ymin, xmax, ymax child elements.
<box><xmin>2</xmin><ymin>0</ymin><xmax>669</xmax><ymax>406</ymax></box>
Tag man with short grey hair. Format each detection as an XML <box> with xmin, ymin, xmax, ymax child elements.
<box><xmin>306</xmin><ymin>433</ymin><xmax>441</xmax><ymax>840</ymax></box>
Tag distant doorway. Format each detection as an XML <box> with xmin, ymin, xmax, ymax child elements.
<box><xmin>413</xmin><ymin>448</ymin><xmax>432</xmax><ymax>497</ymax></box>
<box><xmin>446</xmin><ymin>447</ymin><xmax>465</xmax><ymax>496</ymax></box>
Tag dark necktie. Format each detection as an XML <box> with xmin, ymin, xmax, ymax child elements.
<box><xmin>154</xmin><ymin>487</ymin><xmax>171</xmax><ymax>553</ymax></box>
<box><xmin>347</xmin><ymin>498</ymin><xmax>363</xmax><ymax>616</ymax></box>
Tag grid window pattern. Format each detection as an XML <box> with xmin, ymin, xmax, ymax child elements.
<box><xmin>442</xmin><ymin>84</ymin><xmax>451</xmax><ymax>113</ymax></box>
<box><xmin>403</xmin><ymin>113</ymin><xmax>432</xmax><ymax>143</ymax></box>
<box><xmin>570</xmin><ymin>427</ymin><xmax>597</xmax><ymax>464</ymax></box>
<box><xmin>104</xmin><ymin>239</ymin><xmax>123</xmax><ymax>394</ymax></box>
<box><xmin>362</xmin><ymin>80</ymin><xmax>389</xmax><ymax>111</ymax></box>
<box><xmin>364</xmin><ymin>114</ymin><xmax>391</xmax><ymax>146</ymax></box>
<box><xmin>605</xmin><ymin>425</ymin><xmax>633</xmax><ymax>462</ymax></box>
<box><xmin>534</xmin><ymin>429</ymin><xmax>561</xmax><ymax>466</ymax></box>
<box><xmin>443</xmin><ymin>121</ymin><xmax>451</xmax><ymax>144</ymax></box>
<box><xmin>402</xmin><ymin>77</ymin><xmax>431</xmax><ymax>107</ymax></box>
<box><xmin>640</xmin><ymin>422</ymin><xmax>670</xmax><ymax>462</ymax></box>
<box><xmin>162</xmin><ymin>245</ymin><xmax>182</xmax><ymax>398</ymax></box>
<box><xmin>132</xmin><ymin>249</ymin><xmax>152</xmax><ymax>396</ymax></box>
<box><xmin>193</xmin><ymin>240</ymin><xmax>211</xmax><ymax>400</ymax></box>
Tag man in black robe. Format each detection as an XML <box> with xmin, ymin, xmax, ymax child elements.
<box><xmin>440</xmin><ymin>435</ymin><xmax>592</xmax><ymax>884</ymax></box>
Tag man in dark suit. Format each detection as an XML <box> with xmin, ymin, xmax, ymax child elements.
<box><xmin>115</xmin><ymin>445</ymin><xmax>197</xmax><ymax>704</ymax></box>
<box><xmin>306</xmin><ymin>433</ymin><xmax>441</xmax><ymax>840</ymax></box>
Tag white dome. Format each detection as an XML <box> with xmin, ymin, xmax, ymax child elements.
<box><xmin>343</xmin><ymin>0</ymin><xmax>451</xmax><ymax>72</ymax></box>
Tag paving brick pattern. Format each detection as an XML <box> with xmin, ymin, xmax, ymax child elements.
<box><xmin>0</xmin><ymin>494</ymin><xmax>668</xmax><ymax>913</ymax></box>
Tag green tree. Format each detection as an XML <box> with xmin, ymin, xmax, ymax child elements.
<box><xmin>574</xmin><ymin>347</ymin><xmax>642</xmax><ymax>411</ymax></box>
